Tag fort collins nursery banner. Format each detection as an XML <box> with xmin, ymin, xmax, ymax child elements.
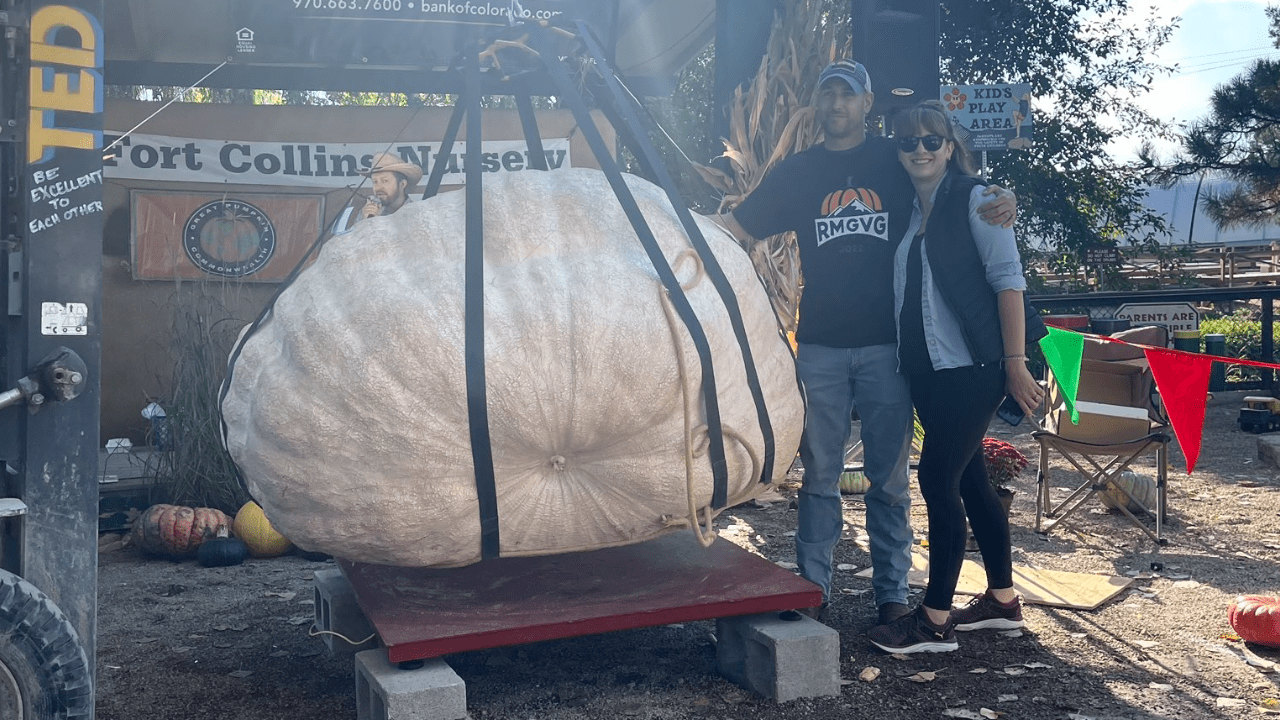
<box><xmin>104</xmin><ymin>132</ymin><xmax>572</xmax><ymax>187</ymax></box>
<box><xmin>131</xmin><ymin>191</ymin><xmax>323</xmax><ymax>281</ymax></box>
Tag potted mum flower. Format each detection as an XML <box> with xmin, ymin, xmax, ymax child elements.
<box><xmin>982</xmin><ymin>437</ymin><xmax>1028</xmax><ymax>514</ymax></box>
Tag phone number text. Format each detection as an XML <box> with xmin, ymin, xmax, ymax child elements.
<box><xmin>293</xmin><ymin>0</ymin><xmax>406</xmax><ymax>12</ymax></box>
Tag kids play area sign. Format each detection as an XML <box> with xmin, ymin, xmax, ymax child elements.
<box><xmin>940</xmin><ymin>83</ymin><xmax>1034</xmax><ymax>152</ymax></box>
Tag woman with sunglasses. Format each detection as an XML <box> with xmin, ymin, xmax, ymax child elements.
<box><xmin>867</xmin><ymin>100</ymin><xmax>1045</xmax><ymax>654</ymax></box>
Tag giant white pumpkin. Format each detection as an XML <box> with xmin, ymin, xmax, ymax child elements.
<box><xmin>222</xmin><ymin>168</ymin><xmax>804</xmax><ymax>567</ymax></box>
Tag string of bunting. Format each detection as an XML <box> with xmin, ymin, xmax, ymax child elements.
<box><xmin>1038</xmin><ymin>326</ymin><xmax>1280</xmax><ymax>473</ymax></box>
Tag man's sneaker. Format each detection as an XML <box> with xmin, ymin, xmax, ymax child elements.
<box><xmin>877</xmin><ymin>602</ymin><xmax>912</xmax><ymax>626</ymax></box>
<box><xmin>867</xmin><ymin>606</ymin><xmax>958</xmax><ymax>654</ymax></box>
<box><xmin>951</xmin><ymin>591</ymin><xmax>1025</xmax><ymax>631</ymax></box>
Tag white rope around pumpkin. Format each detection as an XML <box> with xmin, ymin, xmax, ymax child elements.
<box><xmin>661</xmin><ymin>256</ymin><xmax>716</xmax><ymax>546</ymax></box>
<box><xmin>308</xmin><ymin>624</ymin><xmax>376</xmax><ymax>647</ymax></box>
<box><xmin>657</xmin><ymin>253</ymin><xmax>765</xmax><ymax>547</ymax></box>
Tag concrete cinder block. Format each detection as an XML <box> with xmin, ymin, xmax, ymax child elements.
<box><xmin>314</xmin><ymin>568</ymin><xmax>379</xmax><ymax>655</ymax></box>
<box><xmin>716</xmin><ymin>612</ymin><xmax>840</xmax><ymax>703</ymax></box>
<box><xmin>1259</xmin><ymin>433</ymin><xmax>1280</xmax><ymax>469</ymax></box>
<box><xmin>355</xmin><ymin>650</ymin><xmax>467</xmax><ymax>720</ymax></box>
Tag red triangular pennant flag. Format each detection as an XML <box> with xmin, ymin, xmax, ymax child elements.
<box><xmin>1144</xmin><ymin>348</ymin><xmax>1213</xmax><ymax>473</ymax></box>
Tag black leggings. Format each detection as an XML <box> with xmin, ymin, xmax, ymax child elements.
<box><xmin>909</xmin><ymin>363</ymin><xmax>1013</xmax><ymax>610</ymax></box>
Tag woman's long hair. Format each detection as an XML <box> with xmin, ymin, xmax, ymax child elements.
<box><xmin>890</xmin><ymin>100</ymin><xmax>978</xmax><ymax>177</ymax></box>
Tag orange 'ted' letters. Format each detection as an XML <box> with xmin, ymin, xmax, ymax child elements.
<box><xmin>28</xmin><ymin>6</ymin><xmax>101</xmax><ymax>164</ymax></box>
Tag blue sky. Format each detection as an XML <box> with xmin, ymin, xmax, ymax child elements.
<box><xmin>1116</xmin><ymin>0</ymin><xmax>1279</xmax><ymax>161</ymax></box>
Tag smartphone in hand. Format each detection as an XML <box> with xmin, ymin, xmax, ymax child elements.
<box><xmin>996</xmin><ymin>394</ymin><xmax>1026</xmax><ymax>427</ymax></box>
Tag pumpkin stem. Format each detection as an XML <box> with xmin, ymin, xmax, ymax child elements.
<box><xmin>216</xmin><ymin>524</ymin><xmax>230</xmax><ymax>539</ymax></box>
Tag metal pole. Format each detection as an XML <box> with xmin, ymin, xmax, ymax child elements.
<box><xmin>1187</xmin><ymin>171</ymin><xmax>1205</xmax><ymax>246</ymax></box>
<box><xmin>2</xmin><ymin>0</ymin><xmax>106</xmax><ymax>693</ymax></box>
<box><xmin>1264</xmin><ymin>298</ymin><xmax>1275</xmax><ymax>390</ymax></box>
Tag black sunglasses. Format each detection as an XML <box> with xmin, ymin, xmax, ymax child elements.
<box><xmin>896</xmin><ymin>135</ymin><xmax>947</xmax><ymax>153</ymax></box>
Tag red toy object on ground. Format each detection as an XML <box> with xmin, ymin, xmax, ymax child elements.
<box><xmin>1229</xmin><ymin>595</ymin><xmax>1280</xmax><ymax>648</ymax></box>
<box><xmin>338</xmin><ymin>532</ymin><xmax>823</xmax><ymax>663</ymax></box>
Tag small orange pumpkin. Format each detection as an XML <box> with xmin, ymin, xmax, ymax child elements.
<box><xmin>131</xmin><ymin>504</ymin><xmax>231</xmax><ymax>558</ymax></box>
<box><xmin>1229</xmin><ymin>595</ymin><xmax>1280</xmax><ymax>648</ymax></box>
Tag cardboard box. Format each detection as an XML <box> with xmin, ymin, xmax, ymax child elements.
<box><xmin>1077</xmin><ymin>358</ymin><xmax>1150</xmax><ymax>405</ymax></box>
<box><xmin>1047</xmin><ymin>400</ymin><xmax>1153</xmax><ymax>444</ymax></box>
<box><xmin>1049</xmin><ymin>358</ymin><xmax>1156</xmax><ymax>410</ymax></box>
<box><xmin>1045</xmin><ymin>357</ymin><xmax>1160</xmax><ymax>442</ymax></box>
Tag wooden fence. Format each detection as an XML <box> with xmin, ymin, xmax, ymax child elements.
<box><xmin>1031</xmin><ymin>242</ymin><xmax>1280</xmax><ymax>288</ymax></box>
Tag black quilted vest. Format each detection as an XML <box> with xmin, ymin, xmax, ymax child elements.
<box><xmin>923</xmin><ymin>172</ymin><xmax>1046</xmax><ymax>365</ymax></box>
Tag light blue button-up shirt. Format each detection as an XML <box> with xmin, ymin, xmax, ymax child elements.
<box><xmin>892</xmin><ymin>181</ymin><xmax>1027</xmax><ymax>371</ymax></box>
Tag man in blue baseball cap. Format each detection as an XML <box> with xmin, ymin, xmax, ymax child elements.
<box><xmin>818</xmin><ymin>58</ymin><xmax>872</xmax><ymax>96</ymax></box>
<box><xmin>719</xmin><ymin>59</ymin><xmax>1016</xmax><ymax>629</ymax></box>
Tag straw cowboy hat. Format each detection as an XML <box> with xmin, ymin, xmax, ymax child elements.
<box><xmin>359</xmin><ymin>152</ymin><xmax>423</xmax><ymax>186</ymax></box>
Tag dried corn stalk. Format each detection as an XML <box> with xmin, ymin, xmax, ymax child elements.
<box><xmin>696</xmin><ymin>0</ymin><xmax>849</xmax><ymax>334</ymax></box>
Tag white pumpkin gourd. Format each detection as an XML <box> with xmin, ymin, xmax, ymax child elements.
<box><xmin>839</xmin><ymin>469</ymin><xmax>870</xmax><ymax>494</ymax></box>
<box><xmin>221</xmin><ymin>169</ymin><xmax>803</xmax><ymax>567</ymax></box>
<box><xmin>1099</xmin><ymin>470</ymin><xmax>1157</xmax><ymax>513</ymax></box>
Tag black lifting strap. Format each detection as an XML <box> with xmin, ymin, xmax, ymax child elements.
<box><xmin>576</xmin><ymin>22</ymin><xmax>777</xmax><ymax>492</ymax></box>
<box><xmin>461</xmin><ymin>47</ymin><xmax>502</xmax><ymax>560</ymax></box>
<box><xmin>423</xmin><ymin>95</ymin><xmax>467</xmax><ymax>201</ymax></box>
<box><xmin>515</xmin><ymin>93</ymin><xmax>549</xmax><ymax>171</ymax></box>
<box><xmin>526</xmin><ymin>27</ymin><xmax>733</xmax><ymax>508</ymax></box>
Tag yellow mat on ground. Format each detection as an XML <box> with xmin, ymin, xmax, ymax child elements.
<box><xmin>853</xmin><ymin>553</ymin><xmax>1133</xmax><ymax>611</ymax></box>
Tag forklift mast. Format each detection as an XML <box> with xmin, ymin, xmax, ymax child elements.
<box><xmin>0</xmin><ymin>0</ymin><xmax>105</xmax><ymax>688</ymax></box>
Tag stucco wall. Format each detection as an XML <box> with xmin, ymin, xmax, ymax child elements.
<box><xmin>102</xmin><ymin>100</ymin><xmax>614</xmax><ymax>442</ymax></box>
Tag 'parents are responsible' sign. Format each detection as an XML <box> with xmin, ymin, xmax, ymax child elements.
<box><xmin>1116</xmin><ymin>302</ymin><xmax>1199</xmax><ymax>333</ymax></box>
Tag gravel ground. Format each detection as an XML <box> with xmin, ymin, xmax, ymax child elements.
<box><xmin>95</xmin><ymin>390</ymin><xmax>1280</xmax><ymax>719</ymax></box>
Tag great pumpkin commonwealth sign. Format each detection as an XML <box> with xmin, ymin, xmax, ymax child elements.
<box><xmin>182</xmin><ymin>199</ymin><xmax>277</xmax><ymax>278</ymax></box>
<box><xmin>131</xmin><ymin>191</ymin><xmax>323</xmax><ymax>281</ymax></box>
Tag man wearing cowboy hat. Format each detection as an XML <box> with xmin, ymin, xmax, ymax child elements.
<box><xmin>358</xmin><ymin>152</ymin><xmax>424</xmax><ymax>219</ymax></box>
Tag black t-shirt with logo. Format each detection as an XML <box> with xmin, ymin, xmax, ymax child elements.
<box><xmin>732</xmin><ymin>136</ymin><xmax>914</xmax><ymax>348</ymax></box>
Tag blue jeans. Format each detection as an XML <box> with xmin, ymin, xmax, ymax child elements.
<box><xmin>795</xmin><ymin>342</ymin><xmax>913</xmax><ymax>607</ymax></box>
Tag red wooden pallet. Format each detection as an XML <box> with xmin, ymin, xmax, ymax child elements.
<box><xmin>339</xmin><ymin>532</ymin><xmax>822</xmax><ymax>663</ymax></box>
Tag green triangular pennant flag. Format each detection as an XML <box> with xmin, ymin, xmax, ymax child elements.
<box><xmin>1038</xmin><ymin>326</ymin><xmax>1084</xmax><ymax>423</ymax></box>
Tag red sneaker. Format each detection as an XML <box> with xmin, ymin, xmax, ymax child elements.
<box><xmin>951</xmin><ymin>591</ymin><xmax>1025</xmax><ymax>632</ymax></box>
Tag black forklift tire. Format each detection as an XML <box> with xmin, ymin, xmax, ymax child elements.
<box><xmin>0</xmin><ymin>569</ymin><xmax>92</xmax><ymax>719</ymax></box>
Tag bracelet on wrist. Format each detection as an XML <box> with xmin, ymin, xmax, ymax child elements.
<box><xmin>1002</xmin><ymin>354</ymin><xmax>1028</xmax><ymax>363</ymax></box>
